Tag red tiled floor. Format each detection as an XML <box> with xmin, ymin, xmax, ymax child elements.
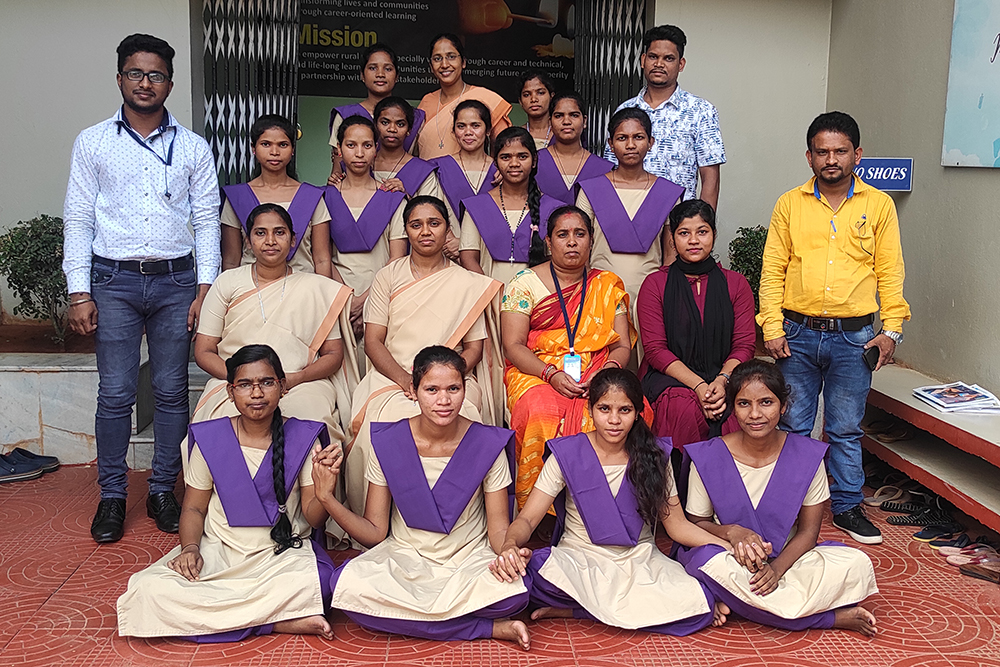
<box><xmin>1</xmin><ymin>466</ymin><xmax>999</xmax><ymax>667</ymax></box>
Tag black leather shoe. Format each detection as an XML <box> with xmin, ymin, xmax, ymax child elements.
<box><xmin>91</xmin><ymin>498</ymin><xmax>127</xmax><ymax>543</ymax></box>
<box><xmin>146</xmin><ymin>491</ymin><xmax>181</xmax><ymax>533</ymax></box>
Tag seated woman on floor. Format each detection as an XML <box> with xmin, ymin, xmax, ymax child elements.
<box><xmin>501</xmin><ymin>205</ymin><xmax>637</xmax><ymax>510</ymax></box>
<box><xmin>636</xmin><ymin>199</ymin><xmax>755</xmax><ymax>448</ymax></box>
<box><xmin>344</xmin><ymin>196</ymin><xmax>503</xmax><ymax>522</ymax></box>
<box><xmin>117</xmin><ymin>344</ymin><xmax>342</xmax><ymax>641</ymax></box>
<box><xmin>323</xmin><ymin>346</ymin><xmax>531</xmax><ymax>650</ymax></box>
<box><xmin>193</xmin><ymin>203</ymin><xmax>357</xmax><ymax>444</ymax></box>
<box><xmin>494</xmin><ymin>368</ymin><xmax>731</xmax><ymax>636</ymax></box>
<box><xmin>677</xmin><ymin>359</ymin><xmax>879</xmax><ymax>636</ymax></box>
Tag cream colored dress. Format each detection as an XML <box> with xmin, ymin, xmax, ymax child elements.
<box><xmin>576</xmin><ymin>186</ymin><xmax>662</xmax><ymax>311</ymax></box>
<box><xmin>117</xmin><ymin>441</ymin><xmax>322</xmax><ymax>637</ymax></box>
<box><xmin>331</xmin><ymin>200</ymin><xmax>405</xmax><ymax>300</ymax></box>
<box><xmin>686</xmin><ymin>460</ymin><xmax>878</xmax><ymax>619</ymax></box>
<box><xmin>459</xmin><ymin>206</ymin><xmax>531</xmax><ymax>290</ymax></box>
<box><xmin>221</xmin><ymin>194</ymin><xmax>330</xmax><ymax>274</ymax></box>
<box><xmin>533</xmin><ymin>457</ymin><xmax>711</xmax><ymax>629</ymax></box>
<box><xmin>342</xmin><ymin>260</ymin><xmax>502</xmax><ymax>526</ymax></box>
<box><xmin>332</xmin><ymin>448</ymin><xmax>526</xmax><ymax>619</ymax></box>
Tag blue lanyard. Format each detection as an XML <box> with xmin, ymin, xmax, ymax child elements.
<box><xmin>118</xmin><ymin>111</ymin><xmax>175</xmax><ymax>166</ymax></box>
<box><xmin>550</xmin><ymin>263</ymin><xmax>588</xmax><ymax>354</ymax></box>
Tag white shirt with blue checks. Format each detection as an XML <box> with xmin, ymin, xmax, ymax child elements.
<box><xmin>62</xmin><ymin>107</ymin><xmax>221</xmax><ymax>294</ymax></box>
<box><xmin>605</xmin><ymin>86</ymin><xmax>726</xmax><ymax>201</ymax></box>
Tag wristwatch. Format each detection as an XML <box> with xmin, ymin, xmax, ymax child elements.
<box><xmin>882</xmin><ymin>330</ymin><xmax>903</xmax><ymax>345</ymax></box>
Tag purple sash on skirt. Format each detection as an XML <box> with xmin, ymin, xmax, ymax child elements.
<box><xmin>431</xmin><ymin>155</ymin><xmax>497</xmax><ymax>219</ymax></box>
<box><xmin>370</xmin><ymin>420</ymin><xmax>514</xmax><ymax>534</ymax></box>
<box><xmin>535</xmin><ymin>151</ymin><xmax>614</xmax><ymax>205</ymax></box>
<box><xmin>187</xmin><ymin>417</ymin><xmax>329</xmax><ymax>527</ymax></box>
<box><xmin>221</xmin><ymin>183</ymin><xmax>324</xmax><ymax>260</ymax></box>
<box><xmin>577</xmin><ymin>175</ymin><xmax>684</xmax><ymax>253</ymax></box>
<box><xmin>323</xmin><ymin>186</ymin><xmax>405</xmax><ymax>252</ymax></box>
<box><xmin>462</xmin><ymin>192</ymin><xmax>561</xmax><ymax>262</ymax></box>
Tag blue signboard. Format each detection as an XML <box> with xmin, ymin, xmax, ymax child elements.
<box><xmin>855</xmin><ymin>157</ymin><xmax>913</xmax><ymax>192</ymax></box>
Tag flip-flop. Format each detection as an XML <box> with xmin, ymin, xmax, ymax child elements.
<box><xmin>960</xmin><ymin>562</ymin><xmax>1000</xmax><ymax>584</ymax></box>
<box><xmin>929</xmin><ymin>533</ymin><xmax>971</xmax><ymax>550</ymax></box>
<box><xmin>946</xmin><ymin>547</ymin><xmax>999</xmax><ymax>567</ymax></box>
<box><xmin>881</xmin><ymin>500</ymin><xmax>928</xmax><ymax>514</ymax></box>
<box><xmin>864</xmin><ymin>485</ymin><xmax>904</xmax><ymax>507</ymax></box>
<box><xmin>912</xmin><ymin>524</ymin><xmax>963</xmax><ymax>542</ymax></box>
<box><xmin>938</xmin><ymin>542</ymin><xmax>995</xmax><ymax>557</ymax></box>
<box><xmin>887</xmin><ymin>509</ymin><xmax>954</xmax><ymax>526</ymax></box>
<box><xmin>862</xmin><ymin>419</ymin><xmax>898</xmax><ymax>435</ymax></box>
<box><xmin>875</xmin><ymin>424</ymin><xmax>915</xmax><ymax>443</ymax></box>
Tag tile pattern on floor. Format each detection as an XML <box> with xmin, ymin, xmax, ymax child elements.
<box><xmin>0</xmin><ymin>465</ymin><xmax>997</xmax><ymax>667</ymax></box>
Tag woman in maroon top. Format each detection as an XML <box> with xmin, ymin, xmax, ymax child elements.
<box><xmin>636</xmin><ymin>199</ymin><xmax>755</xmax><ymax>448</ymax></box>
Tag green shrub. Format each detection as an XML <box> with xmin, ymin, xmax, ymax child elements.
<box><xmin>728</xmin><ymin>225</ymin><xmax>768</xmax><ymax>312</ymax></box>
<box><xmin>0</xmin><ymin>215</ymin><xmax>68</xmax><ymax>342</ymax></box>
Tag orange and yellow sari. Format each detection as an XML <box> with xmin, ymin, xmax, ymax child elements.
<box><xmin>505</xmin><ymin>269</ymin><xmax>648</xmax><ymax>509</ymax></box>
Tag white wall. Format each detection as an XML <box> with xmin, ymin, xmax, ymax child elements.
<box><xmin>650</xmin><ymin>0</ymin><xmax>833</xmax><ymax>264</ymax></box>
<box><xmin>0</xmin><ymin>0</ymin><xmax>193</xmax><ymax>319</ymax></box>
<box><xmin>828</xmin><ymin>0</ymin><xmax>1000</xmax><ymax>388</ymax></box>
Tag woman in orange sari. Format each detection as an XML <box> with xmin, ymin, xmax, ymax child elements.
<box><xmin>500</xmin><ymin>205</ymin><xmax>640</xmax><ymax>510</ymax></box>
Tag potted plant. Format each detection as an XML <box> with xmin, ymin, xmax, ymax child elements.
<box><xmin>729</xmin><ymin>224</ymin><xmax>768</xmax><ymax>353</ymax></box>
<box><xmin>0</xmin><ymin>214</ymin><xmax>69</xmax><ymax>344</ymax></box>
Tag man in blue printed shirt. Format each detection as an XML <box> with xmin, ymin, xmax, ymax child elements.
<box><xmin>63</xmin><ymin>34</ymin><xmax>221</xmax><ymax>544</ymax></box>
<box><xmin>607</xmin><ymin>24</ymin><xmax>726</xmax><ymax>214</ymax></box>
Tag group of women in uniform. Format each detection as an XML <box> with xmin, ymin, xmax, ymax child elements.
<box><xmin>114</xmin><ymin>33</ymin><xmax>880</xmax><ymax>649</ymax></box>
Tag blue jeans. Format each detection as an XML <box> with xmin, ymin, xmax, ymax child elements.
<box><xmin>91</xmin><ymin>262</ymin><xmax>195</xmax><ymax>499</ymax></box>
<box><xmin>777</xmin><ymin>318</ymin><xmax>874</xmax><ymax>515</ymax></box>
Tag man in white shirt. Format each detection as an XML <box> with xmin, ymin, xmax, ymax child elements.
<box><xmin>63</xmin><ymin>34</ymin><xmax>221</xmax><ymax>544</ymax></box>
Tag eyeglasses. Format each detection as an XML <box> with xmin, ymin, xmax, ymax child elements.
<box><xmin>430</xmin><ymin>53</ymin><xmax>461</xmax><ymax>64</ymax></box>
<box><xmin>230</xmin><ymin>378</ymin><xmax>280</xmax><ymax>393</ymax></box>
<box><xmin>122</xmin><ymin>69</ymin><xmax>170</xmax><ymax>84</ymax></box>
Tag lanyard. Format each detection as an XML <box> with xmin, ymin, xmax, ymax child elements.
<box><xmin>118</xmin><ymin>112</ymin><xmax>175</xmax><ymax>166</ymax></box>
<box><xmin>550</xmin><ymin>263</ymin><xmax>587</xmax><ymax>354</ymax></box>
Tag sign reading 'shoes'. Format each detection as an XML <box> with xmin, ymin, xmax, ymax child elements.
<box><xmin>855</xmin><ymin>158</ymin><xmax>913</xmax><ymax>192</ymax></box>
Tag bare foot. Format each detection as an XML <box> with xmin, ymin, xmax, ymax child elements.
<box><xmin>273</xmin><ymin>614</ymin><xmax>334</xmax><ymax>640</ymax></box>
<box><xmin>530</xmin><ymin>606</ymin><xmax>573</xmax><ymax>621</ymax></box>
<box><xmin>834</xmin><ymin>607</ymin><xmax>877</xmax><ymax>637</ymax></box>
<box><xmin>712</xmin><ymin>601</ymin><xmax>730</xmax><ymax>627</ymax></box>
<box><xmin>492</xmin><ymin>619</ymin><xmax>530</xmax><ymax>650</ymax></box>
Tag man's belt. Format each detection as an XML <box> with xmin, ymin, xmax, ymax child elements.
<box><xmin>93</xmin><ymin>254</ymin><xmax>194</xmax><ymax>275</ymax></box>
<box><xmin>782</xmin><ymin>310</ymin><xmax>874</xmax><ymax>332</ymax></box>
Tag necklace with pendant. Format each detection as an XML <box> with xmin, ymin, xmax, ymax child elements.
<box><xmin>435</xmin><ymin>83</ymin><xmax>467</xmax><ymax>149</ymax></box>
<box><xmin>498</xmin><ymin>184</ymin><xmax>529</xmax><ymax>264</ymax></box>
<box><xmin>252</xmin><ymin>263</ymin><xmax>289</xmax><ymax>323</ymax></box>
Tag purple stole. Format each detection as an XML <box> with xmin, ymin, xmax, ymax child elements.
<box><xmin>221</xmin><ymin>183</ymin><xmax>324</xmax><ymax>261</ymax></box>
<box><xmin>430</xmin><ymin>155</ymin><xmax>497</xmax><ymax>218</ymax></box>
<box><xmin>393</xmin><ymin>158</ymin><xmax>436</xmax><ymax>197</ymax></box>
<box><xmin>462</xmin><ymin>192</ymin><xmax>561</xmax><ymax>262</ymax></box>
<box><xmin>330</xmin><ymin>104</ymin><xmax>425</xmax><ymax>153</ymax></box>
<box><xmin>684</xmin><ymin>434</ymin><xmax>829</xmax><ymax>557</ymax></box>
<box><xmin>546</xmin><ymin>433</ymin><xmax>672</xmax><ymax>547</ymax></box>
<box><xmin>187</xmin><ymin>417</ymin><xmax>329</xmax><ymax>527</ymax></box>
<box><xmin>535</xmin><ymin>151</ymin><xmax>614</xmax><ymax>205</ymax></box>
<box><xmin>323</xmin><ymin>186</ymin><xmax>405</xmax><ymax>253</ymax></box>
<box><xmin>370</xmin><ymin>420</ymin><xmax>515</xmax><ymax>533</ymax></box>
<box><xmin>577</xmin><ymin>176</ymin><xmax>684</xmax><ymax>253</ymax></box>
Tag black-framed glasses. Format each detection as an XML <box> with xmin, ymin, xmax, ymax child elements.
<box><xmin>122</xmin><ymin>69</ymin><xmax>170</xmax><ymax>84</ymax></box>
<box><xmin>230</xmin><ymin>378</ymin><xmax>280</xmax><ymax>394</ymax></box>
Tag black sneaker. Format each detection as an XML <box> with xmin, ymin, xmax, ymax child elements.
<box><xmin>833</xmin><ymin>505</ymin><xmax>883</xmax><ymax>545</ymax></box>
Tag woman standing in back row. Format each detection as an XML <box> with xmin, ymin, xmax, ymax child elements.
<box><xmin>418</xmin><ymin>33</ymin><xmax>512</xmax><ymax>160</ymax></box>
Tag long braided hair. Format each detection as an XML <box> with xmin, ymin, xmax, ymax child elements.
<box><xmin>493</xmin><ymin>126</ymin><xmax>545</xmax><ymax>266</ymax></box>
<box><xmin>589</xmin><ymin>368</ymin><xmax>672</xmax><ymax>526</ymax></box>
<box><xmin>225</xmin><ymin>344</ymin><xmax>301</xmax><ymax>555</ymax></box>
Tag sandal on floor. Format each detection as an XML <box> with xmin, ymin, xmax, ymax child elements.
<box><xmin>862</xmin><ymin>419</ymin><xmax>899</xmax><ymax>435</ymax></box>
<box><xmin>886</xmin><ymin>509</ymin><xmax>954</xmax><ymax>526</ymax></box>
<box><xmin>881</xmin><ymin>499</ymin><xmax>928</xmax><ymax>514</ymax></box>
<box><xmin>875</xmin><ymin>424</ymin><xmax>915</xmax><ymax>443</ymax></box>
<box><xmin>930</xmin><ymin>533</ymin><xmax>971</xmax><ymax>550</ymax></box>
<box><xmin>938</xmin><ymin>536</ymin><xmax>991</xmax><ymax>555</ymax></box>
<box><xmin>912</xmin><ymin>524</ymin><xmax>963</xmax><ymax>541</ymax></box>
<box><xmin>959</xmin><ymin>562</ymin><xmax>1000</xmax><ymax>584</ymax></box>
<box><xmin>946</xmin><ymin>547</ymin><xmax>999</xmax><ymax>566</ymax></box>
<box><xmin>864</xmin><ymin>485</ymin><xmax>904</xmax><ymax>507</ymax></box>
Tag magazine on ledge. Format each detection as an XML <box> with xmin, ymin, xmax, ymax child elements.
<box><xmin>913</xmin><ymin>382</ymin><xmax>1000</xmax><ymax>414</ymax></box>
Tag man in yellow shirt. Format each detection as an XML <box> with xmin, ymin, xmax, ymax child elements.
<box><xmin>758</xmin><ymin>111</ymin><xmax>909</xmax><ymax>545</ymax></box>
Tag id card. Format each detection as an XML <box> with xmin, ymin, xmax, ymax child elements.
<box><xmin>563</xmin><ymin>354</ymin><xmax>582</xmax><ymax>382</ymax></box>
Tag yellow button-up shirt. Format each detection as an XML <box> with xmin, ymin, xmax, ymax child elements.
<box><xmin>757</xmin><ymin>176</ymin><xmax>910</xmax><ymax>341</ymax></box>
